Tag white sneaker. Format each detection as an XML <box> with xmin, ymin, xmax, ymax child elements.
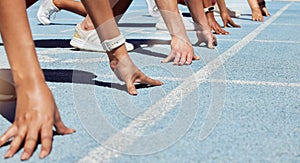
<box><xmin>70</xmin><ymin>24</ymin><xmax>134</xmax><ymax>52</ymax></box>
<box><xmin>215</xmin><ymin>5</ymin><xmax>240</xmax><ymax>18</ymax></box>
<box><xmin>146</xmin><ymin>0</ymin><xmax>160</xmax><ymax>17</ymax></box>
<box><xmin>156</xmin><ymin>15</ymin><xmax>197</xmax><ymax>31</ymax></box>
<box><xmin>37</xmin><ymin>0</ymin><xmax>59</xmax><ymax>25</ymax></box>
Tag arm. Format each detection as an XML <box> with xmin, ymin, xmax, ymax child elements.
<box><xmin>203</xmin><ymin>0</ymin><xmax>229</xmax><ymax>34</ymax></box>
<box><xmin>155</xmin><ymin>0</ymin><xmax>199</xmax><ymax>65</ymax></box>
<box><xmin>216</xmin><ymin>0</ymin><xmax>240</xmax><ymax>27</ymax></box>
<box><xmin>183</xmin><ymin>0</ymin><xmax>217</xmax><ymax>48</ymax></box>
<box><xmin>81</xmin><ymin>0</ymin><xmax>162</xmax><ymax>95</ymax></box>
<box><xmin>0</xmin><ymin>0</ymin><xmax>74</xmax><ymax>160</ymax></box>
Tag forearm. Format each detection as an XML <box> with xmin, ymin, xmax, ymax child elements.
<box><xmin>248</xmin><ymin>0</ymin><xmax>259</xmax><ymax>10</ymax></box>
<box><xmin>155</xmin><ymin>0</ymin><xmax>189</xmax><ymax>41</ymax></box>
<box><xmin>0</xmin><ymin>0</ymin><xmax>45</xmax><ymax>86</ymax></box>
<box><xmin>216</xmin><ymin>0</ymin><xmax>228</xmax><ymax>14</ymax></box>
<box><xmin>184</xmin><ymin>0</ymin><xmax>210</xmax><ymax>31</ymax></box>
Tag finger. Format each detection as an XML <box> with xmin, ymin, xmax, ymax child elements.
<box><xmin>126</xmin><ymin>81</ymin><xmax>138</xmax><ymax>95</ymax></box>
<box><xmin>223</xmin><ymin>21</ymin><xmax>229</xmax><ymax>28</ymax></box>
<box><xmin>0</xmin><ymin>125</ymin><xmax>17</xmax><ymax>147</ymax></box>
<box><xmin>173</xmin><ymin>52</ymin><xmax>181</xmax><ymax>65</ymax></box>
<box><xmin>54</xmin><ymin>121</ymin><xmax>76</xmax><ymax>135</ymax></box>
<box><xmin>192</xmin><ymin>55</ymin><xmax>200</xmax><ymax>60</ymax></box>
<box><xmin>161</xmin><ymin>52</ymin><xmax>174</xmax><ymax>63</ymax></box>
<box><xmin>229</xmin><ymin>20</ymin><xmax>241</xmax><ymax>28</ymax></box>
<box><xmin>221</xmin><ymin>28</ymin><xmax>229</xmax><ymax>35</ymax></box>
<box><xmin>54</xmin><ymin>109</ymin><xmax>76</xmax><ymax>135</ymax></box>
<box><xmin>207</xmin><ymin>38</ymin><xmax>215</xmax><ymax>49</ymax></box>
<box><xmin>185</xmin><ymin>53</ymin><xmax>193</xmax><ymax>65</ymax></box>
<box><xmin>5</xmin><ymin>126</ymin><xmax>27</xmax><ymax>159</ymax></box>
<box><xmin>212</xmin><ymin>35</ymin><xmax>218</xmax><ymax>47</ymax></box>
<box><xmin>138</xmin><ymin>75</ymin><xmax>163</xmax><ymax>86</ymax></box>
<box><xmin>21</xmin><ymin>126</ymin><xmax>39</xmax><ymax>161</ymax></box>
<box><xmin>179</xmin><ymin>52</ymin><xmax>187</xmax><ymax>66</ymax></box>
<box><xmin>39</xmin><ymin>122</ymin><xmax>53</xmax><ymax>159</ymax></box>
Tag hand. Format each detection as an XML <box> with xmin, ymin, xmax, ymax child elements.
<box><xmin>220</xmin><ymin>12</ymin><xmax>241</xmax><ymax>28</ymax></box>
<box><xmin>251</xmin><ymin>7</ymin><xmax>264</xmax><ymax>22</ymax></box>
<box><xmin>195</xmin><ymin>30</ymin><xmax>217</xmax><ymax>49</ymax></box>
<box><xmin>109</xmin><ymin>47</ymin><xmax>163</xmax><ymax>95</ymax></box>
<box><xmin>206</xmin><ymin>12</ymin><xmax>229</xmax><ymax>35</ymax></box>
<box><xmin>0</xmin><ymin>82</ymin><xmax>75</xmax><ymax>160</ymax></box>
<box><xmin>161</xmin><ymin>36</ymin><xmax>200</xmax><ymax>66</ymax></box>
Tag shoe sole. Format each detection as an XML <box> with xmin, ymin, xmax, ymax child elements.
<box><xmin>70</xmin><ymin>37</ymin><xmax>106</xmax><ymax>52</ymax></box>
<box><xmin>70</xmin><ymin>37</ymin><xmax>135</xmax><ymax>52</ymax></box>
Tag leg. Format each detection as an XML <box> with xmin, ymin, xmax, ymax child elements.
<box><xmin>53</xmin><ymin>0</ymin><xmax>86</xmax><ymax>16</ymax></box>
<box><xmin>0</xmin><ymin>0</ymin><xmax>75</xmax><ymax>160</ymax></box>
<box><xmin>37</xmin><ymin>0</ymin><xmax>86</xmax><ymax>25</ymax></box>
<box><xmin>70</xmin><ymin>0</ymin><xmax>135</xmax><ymax>52</ymax></box>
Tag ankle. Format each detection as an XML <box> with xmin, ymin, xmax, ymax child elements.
<box><xmin>80</xmin><ymin>22</ymin><xmax>94</xmax><ymax>31</ymax></box>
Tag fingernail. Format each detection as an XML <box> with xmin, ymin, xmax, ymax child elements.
<box><xmin>21</xmin><ymin>152</ymin><xmax>30</xmax><ymax>160</ymax></box>
<box><xmin>39</xmin><ymin>150</ymin><xmax>48</xmax><ymax>159</ymax></box>
<box><xmin>4</xmin><ymin>150</ymin><xmax>13</xmax><ymax>159</ymax></box>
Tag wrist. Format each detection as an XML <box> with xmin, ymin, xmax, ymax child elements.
<box><xmin>204</xmin><ymin>6</ymin><xmax>215</xmax><ymax>13</ymax></box>
<box><xmin>12</xmin><ymin>69</ymin><xmax>46</xmax><ymax>88</ymax></box>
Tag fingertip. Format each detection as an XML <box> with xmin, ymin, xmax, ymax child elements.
<box><xmin>193</xmin><ymin>56</ymin><xmax>200</xmax><ymax>60</ymax></box>
<box><xmin>128</xmin><ymin>87</ymin><xmax>137</xmax><ymax>96</ymax></box>
<box><xmin>65</xmin><ymin>128</ymin><xmax>76</xmax><ymax>134</ymax></box>
<box><xmin>21</xmin><ymin>151</ymin><xmax>30</xmax><ymax>161</ymax></box>
<box><xmin>39</xmin><ymin>150</ymin><xmax>49</xmax><ymax>159</ymax></box>
<box><xmin>4</xmin><ymin>150</ymin><xmax>13</xmax><ymax>159</ymax></box>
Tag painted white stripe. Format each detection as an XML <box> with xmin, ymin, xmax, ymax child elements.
<box><xmin>272</xmin><ymin>23</ymin><xmax>300</xmax><ymax>26</ymax></box>
<box><xmin>253</xmin><ymin>39</ymin><xmax>300</xmax><ymax>44</ymax></box>
<box><xmin>78</xmin><ymin>3</ymin><xmax>291</xmax><ymax>162</ymax></box>
<box><xmin>32</xmin><ymin>34</ymin><xmax>71</xmax><ymax>37</ymax></box>
<box><xmin>207</xmin><ymin>79</ymin><xmax>300</xmax><ymax>87</ymax></box>
<box><xmin>96</xmin><ymin>74</ymin><xmax>300</xmax><ymax>87</ymax></box>
<box><xmin>62</xmin><ymin>58</ymin><xmax>108</xmax><ymax>63</ymax></box>
<box><xmin>37</xmin><ymin>48</ymin><xmax>82</xmax><ymax>55</ymax></box>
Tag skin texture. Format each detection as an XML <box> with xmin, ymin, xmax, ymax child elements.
<box><xmin>248</xmin><ymin>0</ymin><xmax>270</xmax><ymax>22</ymax></box>
<box><xmin>180</xmin><ymin>0</ymin><xmax>240</xmax><ymax>34</ymax></box>
<box><xmin>0</xmin><ymin>0</ymin><xmax>75</xmax><ymax>161</ymax></box>
<box><xmin>81</xmin><ymin>0</ymin><xmax>163</xmax><ymax>95</ymax></box>
<box><xmin>1</xmin><ymin>0</ymin><xmax>162</xmax><ymax>160</ymax></box>
<box><xmin>155</xmin><ymin>0</ymin><xmax>217</xmax><ymax>65</ymax></box>
<box><xmin>203</xmin><ymin>0</ymin><xmax>229</xmax><ymax>35</ymax></box>
<box><xmin>52</xmin><ymin>0</ymin><xmax>86</xmax><ymax>16</ymax></box>
<box><xmin>215</xmin><ymin>0</ymin><xmax>241</xmax><ymax>28</ymax></box>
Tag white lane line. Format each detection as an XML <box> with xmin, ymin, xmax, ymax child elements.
<box><xmin>62</xmin><ymin>58</ymin><xmax>108</xmax><ymax>63</ymax></box>
<box><xmin>272</xmin><ymin>23</ymin><xmax>300</xmax><ymax>26</ymax></box>
<box><xmin>253</xmin><ymin>39</ymin><xmax>300</xmax><ymax>44</ymax></box>
<box><xmin>32</xmin><ymin>34</ymin><xmax>71</xmax><ymax>37</ymax></box>
<box><xmin>78</xmin><ymin>3</ymin><xmax>291</xmax><ymax>162</ymax></box>
<box><xmin>96</xmin><ymin>74</ymin><xmax>300</xmax><ymax>87</ymax></box>
<box><xmin>207</xmin><ymin>79</ymin><xmax>300</xmax><ymax>87</ymax></box>
<box><xmin>36</xmin><ymin>48</ymin><xmax>82</xmax><ymax>55</ymax></box>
